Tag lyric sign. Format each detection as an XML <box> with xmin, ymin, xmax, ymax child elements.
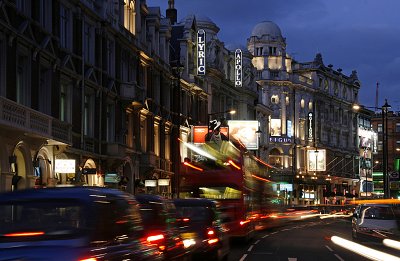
<box><xmin>197</xmin><ymin>29</ymin><xmax>206</xmax><ymax>75</ymax></box>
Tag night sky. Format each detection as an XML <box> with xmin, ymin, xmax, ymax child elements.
<box><xmin>148</xmin><ymin>0</ymin><xmax>400</xmax><ymax>110</ymax></box>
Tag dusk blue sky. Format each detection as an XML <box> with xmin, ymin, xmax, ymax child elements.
<box><xmin>148</xmin><ymin>0</ymin><xmax>400</xmax><ymax>110</ymax></box>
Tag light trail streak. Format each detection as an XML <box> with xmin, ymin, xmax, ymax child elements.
<box><xmin>331</xmin><ymin>236</ymin><xmax>400</xmax><ymax>261</ymax></box>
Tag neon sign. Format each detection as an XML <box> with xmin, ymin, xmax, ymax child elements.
<box><xmin>197</xmin><ymin>29</ymin><xmax>206</xmax><ymax>75</ymax></box>
<box><xmin>308</xmin><ymin>112</ymin><xmax>313</xmax><ymax>142</ymax></box>
<box><xmin>235</xmin><ymin>49</ymin><xmax>242</xmax><ymax>87</ymax></box>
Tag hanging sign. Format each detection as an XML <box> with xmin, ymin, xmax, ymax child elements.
<box><xmin>197</xmin><ymin>29</ymin><xmax>206</xmax><ymax>75</ymax></box>
<box><xmin>308</xmin><ymin>112</ymin><xmax>313</xmax><ymax>142</ymax></box>
<box><xmin>235</xmin><ymin>49</ymin><xmax>242</xmax><ymax>87</ymax></box>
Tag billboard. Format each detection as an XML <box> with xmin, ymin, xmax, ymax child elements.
<box><xmin>307</xmin><ymin>149</ymin><xmax>326</xmax><ymax>171</ymax></box>
<box><xmin>270</xmin><ymin>119</ymin><xmax>281</xmax><ymax>136</ymax></box>
<box><xmin>358</xmin><ymin>127</ymin><xmax>375</xmax><ymax>196</ymax></box>
<box><xmin>228</xmin><ymin>120</ymin><xmax>259</xmax><ymax>150</ymax></box>
<box><xmin>55</xmin><ymin>159</ymin><xmax>76</xmax><ymax>173</ymax></box>
<box><xmin>192</xmin><ymin>126</ymin><xmax>228</xmax><ymax>144</ymax></box>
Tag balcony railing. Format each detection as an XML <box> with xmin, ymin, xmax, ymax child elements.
<box><xmin>0</xmin><ymin>96</ymin><xmax>71</xmax><ymax>144</ymax></box>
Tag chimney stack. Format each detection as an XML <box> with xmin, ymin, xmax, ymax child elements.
<box><xmin>166</xmin><ymin>0</ymin><xmax>177</xmax><ymax>25</ymax></box>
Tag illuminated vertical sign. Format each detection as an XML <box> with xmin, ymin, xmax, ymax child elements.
<box><xmin>372</xmin><ymin>132</ymin><xmax>378</xmax><ymax>154</ymax></box>
<box><xmin>235</xmin><ymin>49</ymin><xmax>242</xmax><ymax>87</ymax></box>
<box><xmin>308</xmin><ymin>112</ymin><xmax>313</xmax><ymax>142</ymax></box>
<box><xmin>287</xmin><ymin>120</ymin><xmax>292</xmax><ymax>138</ymax></box>
<box><xmin>197</xmin><ymin>29</ymin><xmax>206</xmax><ymax>75</ymax></box>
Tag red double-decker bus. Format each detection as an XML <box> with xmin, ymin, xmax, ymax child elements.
<box><xmin>178</xmin><ymin>139</ymin><xmax>276</xmax><ymax>240</ymax></box>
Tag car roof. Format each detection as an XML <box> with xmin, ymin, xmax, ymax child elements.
<box><xmin>0</xmin><ymin>186</ymin><xmax>131</xmax><ymax>204</ymax></box>
<box><xmin>360</xmin><ymin>204</ymin><xmax>395</xmax><ymax>207</ymax></box>
<box><xmin>135</xmin><ymin>194</ymin><xmax>165</xmax><ymax>203</ymax></box>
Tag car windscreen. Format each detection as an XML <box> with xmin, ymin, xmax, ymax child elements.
<box><xmin>362</xmin><ymin>205</ymin><xmax>399</xmax><ymax>220</ymax></box>
<box><xmin>175</xmin><ymin>205</ymin><xmax>213</xmax><ymax>224</ymax></box>
<box><xmin>138</xmin><ymin>202</ymin><xmax>165</xmax><ymax>227</ymax></box>
<box><xmin>0</xmin><ymin>199</ymin><xmax>88</xmax><ymax>241</ymax></box>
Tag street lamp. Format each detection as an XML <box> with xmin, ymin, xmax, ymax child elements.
<box><xmin>382</xmin><ymin>99</ymin><xmax>391</xmax><ymax>199</ymax></box>
<box><xmin>171</xmin><ymin>60</ymin><xmax>184</xmax><ymax>199</ymax></box>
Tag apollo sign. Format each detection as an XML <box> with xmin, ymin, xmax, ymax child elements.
<box><xmin>197</xmin><ymin>29</ymin><xmax>206</xmax><ymax>75</ymax></box>
<box><xmin>235</xmin><ymin>49</ymin><xmax>242</xmax><ymax>87</ymax></box>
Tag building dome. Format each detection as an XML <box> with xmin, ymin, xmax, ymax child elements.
<box><xmin>251</xmin><ymin>21</ymin><xmax>282</xmax><ymax>38</ymax></box>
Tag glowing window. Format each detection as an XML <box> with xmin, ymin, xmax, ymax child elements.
<box><xmin>271</xmin><ymin>95</ymin><xmax>279</xmax><ymax>104</ymax></box>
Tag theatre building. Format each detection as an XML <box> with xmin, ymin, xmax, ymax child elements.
<box><xmin>248</xmin><ymin>21</ymin><xmax>361</xmax><ymax>204</ymax></box>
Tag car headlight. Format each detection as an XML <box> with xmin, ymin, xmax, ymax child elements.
<box><xmin>183</xmin><ymin>239</ymin><xmax>196</xmax><ymax>248</ymax></box>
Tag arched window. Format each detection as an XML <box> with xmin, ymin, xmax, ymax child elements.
<box><xmin>324</xmin><ymin>79</ymin><xmax>329</xmax><ymax>92</ymax></box>
<box><xmin>271</xmin><ymin>95</ymin><xmax>279</xmax><ymax>104</ymax></box>
<box><xmin>334</xmin><ymin>82</ymin><xmax>339</xmax><ymax>96</ymax></box>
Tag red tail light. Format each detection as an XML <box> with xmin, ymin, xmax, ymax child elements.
<box><xmin>239</xmin><ymin>220</ymin><xmax>250</xmax><ymax>226</ymax></box>
<box><xmin>208</xmin><ymin>238</ymin><xmax>219</xmax><ymax>245</ymax></box>
<box><xmin>146</xmin><ymin>234</ymin><xmax>166</xmax><ymax>251</ymax></box>
<box><xmin>207</xmin><ymin>229</ymin><xmax>218</xmax><ymax>244</ymax></box>
<box><xmin>4</xmin><ymin>231</ymin><xmax>45</xmax><ymax>237</ymax></box>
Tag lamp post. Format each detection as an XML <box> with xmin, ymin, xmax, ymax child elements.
<box><xmin>255</xmin><ymin>128</ymin><xmax>262</xmax><ymax>158</ymax></box>
<box><xmin>171</xmin><ymin>61</ymin><xmax>184</xmax><ymax>198</ymax></box>
<box><xmin>382</xmin><ymin>99</ymin><xmax>391</xmax><ymax>199</ymax></box>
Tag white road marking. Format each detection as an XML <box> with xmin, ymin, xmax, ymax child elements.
<box><xmin>239</xmin><ymin>254</ymin><xmax>247</xmax><ymax>261</ymax></box>
<box><xmin>262</xmin><ymin>234</ymin><xmax>269</xmax><ymax>238</ymax></box>
<box><xmin>325</xmin><ymin>245</ymin><xmax>334</xmax><ymax>252</ymax></box>
<box><xmin>288</xmin><ymin>258</ymin><xmax>297</xmax><ymax>261</ymax></box>
<box><xmin>248</xmin><ymin>245</ymin><xmax>254</xmax><ymax>251</ymax></box>
<box><xmin>254</xmin><ymin>239</ymin><xmax>260</xmax><ymax>244</ymax></box>
<box><xmin>334</xmin><ymin>254</ymin><xmax>344</xmax><ymax>261</ymax></box>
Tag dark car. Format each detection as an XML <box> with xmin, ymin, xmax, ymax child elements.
<box><xmin>135</xmin><ymin>194</ymin><xmax>190</xmax><ymax>260</ymax></box>
<box><xmin>173</xmin><ymin>198</ymin><xmax>230</xmax><ymax>261</ymax></box>
<box><xmin>352</xmin><ymin>203</ymin><xmax>400</xmax><ymax>242</ymax></box>
<box><xmin>0</xmin><ymin>187</ymin><xmax>162</xmax><ymax>261</ymax></box>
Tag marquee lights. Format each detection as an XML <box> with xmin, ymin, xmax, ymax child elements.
<box><xmin>197</xmin><ymin>29</ymin><xmax>206</xmax><ymax>75</ymax></box>
<box><xmin>235</xmin><ymin>49</ymin><xmax>242</xmax><ymax>87</ymax></box>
